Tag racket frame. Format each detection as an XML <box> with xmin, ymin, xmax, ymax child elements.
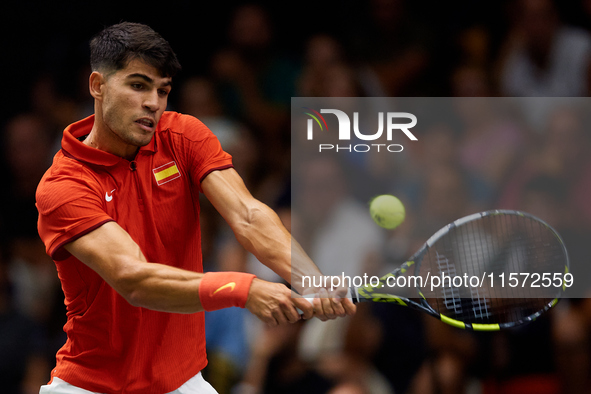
<box><xmin>350</xmin><ymin>210</ymin><xmax>569</xmax><ymax>331</ymax></box>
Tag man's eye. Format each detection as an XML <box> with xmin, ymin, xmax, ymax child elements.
<box><xmin>131</xmin><ymin>83</ymin><xmax>143</xmax><ymax>89</ymax></box>
<box><xmin>158</xmin><ymin>89</ymin><xmax>169</xmax><ymax>97</ymax></box>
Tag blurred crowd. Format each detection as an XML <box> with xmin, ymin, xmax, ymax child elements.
<box><xmin>2</xmin><ymin>0</ymin><xmax>591</xmax><ymax>393</ymax></box>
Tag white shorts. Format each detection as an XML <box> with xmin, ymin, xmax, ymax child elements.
<box><xmin>39</xmin><ymin>372</ymin><xmax>218</xmax><ymax>394</ymax></box>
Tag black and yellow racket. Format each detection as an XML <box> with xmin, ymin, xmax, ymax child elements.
<box><xmin>299</xmin><ymin>210</ymin><xmax>570</xmax><ymax>330</ymax></box>
<box><xmin>345</xmin><ymin>210</ymin><xmax>570</xmax><ymax>331</ymax></box>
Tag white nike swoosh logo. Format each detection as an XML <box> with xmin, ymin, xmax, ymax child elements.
<box><xmin>105</xmin><ymin>189</ymin><xmax>116</xmax><ymax>202</ymax></box>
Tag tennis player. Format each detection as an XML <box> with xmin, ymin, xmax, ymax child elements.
<box><xmin>35</xmin><ymin>22</ymin><xmax>355</xmax><ymax>394</ymax></box>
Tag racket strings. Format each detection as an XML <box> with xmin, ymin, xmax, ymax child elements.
<box><xmin>420</xmin><ymin>213</ymin><xmax>566</xmax><ymax>325</ymax></box>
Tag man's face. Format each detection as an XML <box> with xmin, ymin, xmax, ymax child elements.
<box><xmin>100</xmin><ymin>58</ymin><xmax>172</xmax><ymax>148</ymax></box>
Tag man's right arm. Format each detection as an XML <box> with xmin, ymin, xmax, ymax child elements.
<box><xmin>63</xmin><ymin>221</ymin><xmax>314</xmax><ymax>325</ymax></box>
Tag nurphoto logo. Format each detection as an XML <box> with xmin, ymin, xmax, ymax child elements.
<box><xmin>303</xmin><ymin>108</ymin><xmax>418</xmax><ymax>153</ymax></box>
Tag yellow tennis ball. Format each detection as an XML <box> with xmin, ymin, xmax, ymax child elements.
<box><xmin>369</xmin><ymin>194</ymin><xmax>405</xmax><ymax>229</ymax></box>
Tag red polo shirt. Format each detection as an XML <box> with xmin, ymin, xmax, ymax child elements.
<box><xmin>36</xmin><ymin>112</ymin><xmax>233</xmax><ymax>393</ymax></box>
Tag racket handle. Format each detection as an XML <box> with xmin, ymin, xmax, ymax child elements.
<box><xmin>296</xmin><ymin>288</ymin><xmax>354</xmax><ymax>315</ymax></box>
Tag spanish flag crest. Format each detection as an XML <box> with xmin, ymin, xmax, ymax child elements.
<box><xmin>153</xmin><ymin>161</ymin><xmax>181</xmax><ymax>186</ymax></box>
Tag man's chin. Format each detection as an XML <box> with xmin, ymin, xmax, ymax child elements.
<box><xmin>128</xmin><ymin>129</ymin><xmax>155</xmax><ymax>147</ymax></box>
<box><xmin>134</xmin><ymin>136</ymin><xmax>154</xmax><ymax>147</ymax></box>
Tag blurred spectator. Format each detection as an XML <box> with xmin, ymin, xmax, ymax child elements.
<box><xmin>498</xmin><ymin>0</ymin><xmax>591</xmax><ymax>97</ymax></box>
<box><xmin>1</xmin><ymin>114</ymin><xmax>61</xmax><ymax>322</ymax></box>
<box><xmin>395</xmin><ymin>121</ymin><xmax>493</xmax><ymax>216</ymax></box>
<box><xmin>2</xmin><ymin>114</ymin><xmax>53</xmax><ymax>205</ymax></box>
<box><xmin>0</xmin><ymin>247</ymin><xmax>50</xmax><ymax>393</ymax></box>
<box><xmin>211</xmin><ymin>4</ymin><xmax>297</xmax><ymax>140</ymax></box>
<box><xmin>0</xmin><ymin>113</ymin><xmax>63</xmax><ymax>390</ymax></box>
<box><xmin>204</xmin><ymin>308</ymin><xmax>250</xmax><ymax>394</ymax></box>
<box><xmin>316</xmin><ymin>350</ymin><xmax>393</xmax><ymax>394</ymax></box>
<box><xmin>210</xmin><ymin>4</ymin><xmax>296</xmax><ymax>211</ymax></box>
<box><xmin>178</xmin><ymin>76</ymin><xmax>289</xmax><ymax>206</ymax></box>
<box><xmin>346</xmin><ymin>0</ymin><xmax>432</xmax><ymax>96</ymax></box>
<box><xmin>498</xmin><ymin>105</ymin><xmax>591</xmax><ymax>228</ymax></box>
<box><xmin>408</xmin><ymin>351</ymin><xmax>474</xmax><ymax>394</ymax></box>
<box><xmin>320</xmin><ymin>63</ymin><xmax>363</xmax><ymax>98</ymax></box>
<box><xmin>414</xmin><ymin>164</ymin><xmax>476</xmax><ymax>237</ymax></box>
<box><xmin>345</xmin><ymin>302</ymin><xmax>414</xmax><ymax>394</ymax></box>
<box><xmin>390</xmin><ymin>154</ymin><xmax>479</xmax><ymax>393</ymax></box>
<box><xmin>452</xmin><ymin>23</ymin><xmax>498</xmax><ymax>96</ymax></box>
<box><xmin>457</xmin><ymin>26</ymin><xmax>492</xmax><ymax>69</ymax></box>
<box><xmin>29</xmin><ymin>74</ymin><xmax>90</xmax><ymax>154</ymax></box>
<box><xmin>520</xmin><ymin>175</ymin><xmax>591</xmax><ymax>393</ymax></box>
<box><xmin>327</xmin><ymin>380</ymin><xmax>371</xmax><ymax>394</ymax></box>
<box><xmin>292</xmin><ymin>155</ymin><xmax>383</xmax><ymax>361</ymax></box>
<box><xmin>238</xmin><ymin>304</ymin><xmax>393</xmax><ymax>394</ymax></box>
<box><xmin>294</xmin><ymin>156</ymin><xmax>383</xmax><ymax>278</ymax></box>
<box><xmin>178</xmin><ymin>76</ymin><xmax>245</xmax><ymax>151</ymax></box>
<box><xmin>454</xmin><ymin>98</ymin><xmax>525</xmax><ymax>190</ymax></box>
<box><xmin>476</xmin><ymin>175</ymin><xmax>579</xmax><ymax>394</ymax></box>
<box><xmin>297</xmin><ymin>35</ymin><xmax>363</xmax><ymax>97</ymax></box>
<box><xmin>452</xmin><ymin>64</ymin><xmax>496</xmax><ymax>97</ymax></box>
<box><xmin>298</xmin><ymin>34</ymin><xmax>347</xmax><ymax>97</ymax></box>
<box><xmin>237</xmin><ymin>320</ymin><xmax>334</xmax><ymax>394</ymax></box>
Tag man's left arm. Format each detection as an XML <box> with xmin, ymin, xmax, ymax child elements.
<box><xmin>201</xmin><ymin>168</ymin><xmax>356</xmax><ymax>320</ymax></box>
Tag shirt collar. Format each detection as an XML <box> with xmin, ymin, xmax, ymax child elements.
<box><xmin>61</xmin><ymin>115</ymin><xmax>158</xmax><ymax>166</ymax></box>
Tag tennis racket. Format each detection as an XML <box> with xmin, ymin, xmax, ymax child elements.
<box><xmin>306</xmin><ymin>210</ymin><xmax>570</xmax><ymax>331</ymax></box>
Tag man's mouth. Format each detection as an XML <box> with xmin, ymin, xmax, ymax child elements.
<box><xmin>135</xmin><ymin>118</ymin><xmax>155</xmax><ymax>131</ymax></box>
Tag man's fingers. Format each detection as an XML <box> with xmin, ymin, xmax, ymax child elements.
<box><xmin>318</xmin><ymin>288</ymin><xmax>337</xmax><ymax>319</ymax></box>
<box><xmin>312</xmin><ymin>298</ymin><xmax>328</xmax><ymax>321</ymax></box>
<box><xmin>341</xmin><ymin>297</ymin><xmax>357</xmax><ymax>315</ymax></box>
<box><xmin>261</xmin><ymin>312</ymin><xmax>279</xmax><ymax>327</ymax></box>
<box><xmin>261</xmin><ymin>286</ymin><xmax>355</xmax><ymax>323</ymax></box>
<box><xmin>247</xmin><ymin>281</ymin><xmax>307</xmax><ymax>325</ymax></box>
<box><xmin>293</xmin><ymin>297</ymin><xmax>314</xmax><ymax>320</ymax></box>
<box><xmin>296</xmin><ymin>287</ymin><xmax>356</xmax><ymax>320</ymax></box>
<box><xmin>282</xmin><ymin>302</ymin><xmax>301</xmax><ymax>323</ymax></box>
<box><xmin>328</xmin><ymin>288</ymin><xmax>348</xmax><ymax>317</ymax></box>
<box><xmin>271</xmin><ymin>308</ymin><xmax>289</xmax><ymax>326</ymax></box>
<box><xmin>333</xmin><ymin>287</ymin><xmax>349</xmax><ymax>299</ymax></box>
<box><xmin>330</xmin><ymin>297</ymin><xmax>346</xmax><ymax>317</ymax></box>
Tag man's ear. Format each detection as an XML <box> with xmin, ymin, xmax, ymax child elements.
<box><xmin>89</xmin><ymin>71</ymin><xmax>106</xmax><ymax>100</ymax></box>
